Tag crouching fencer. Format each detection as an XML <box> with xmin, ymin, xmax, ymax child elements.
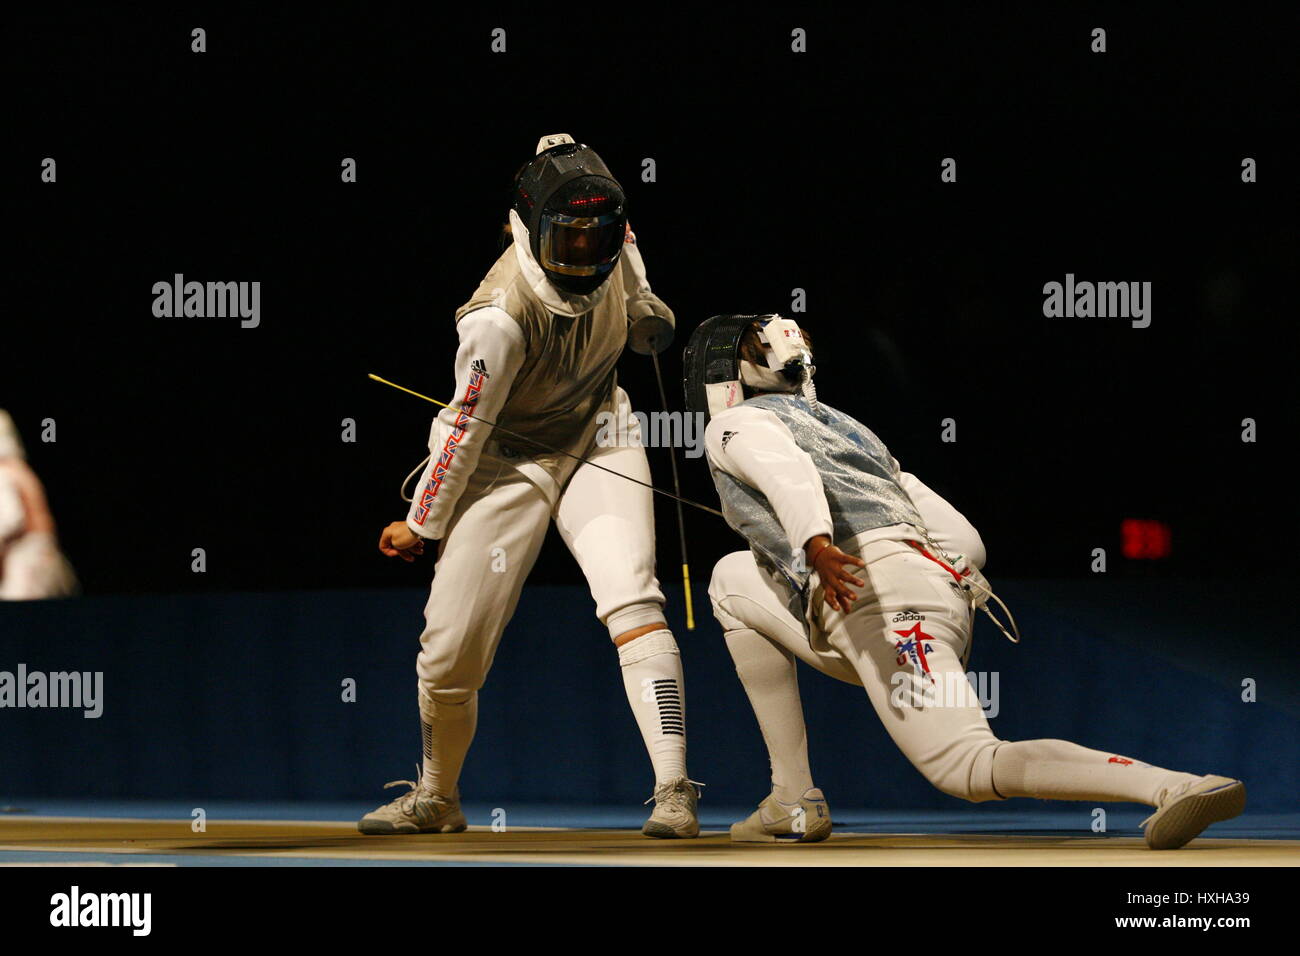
<box><xmin>684</xmin><ymin>314</ymin><xmax>1245</xmax><ymax>849</ymax></box>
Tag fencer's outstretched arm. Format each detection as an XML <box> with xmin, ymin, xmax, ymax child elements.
<box><xmin>703</xmin><ymin>405</ymin><xmax>833</xmax><ymax>556</ymax></box>
<box><xmin>404</xmin><ymin>308</ymin><xmax>525</xmax><ymax>541</ymax></box>
<box><xmin>890</xmin><ymin>460</ymin><xmax>986</xmax><ymax>570</ymax></box>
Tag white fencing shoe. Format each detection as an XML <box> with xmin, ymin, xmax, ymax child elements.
<box><xmin>642</xmin><ymin>777</ymin><xmax>702</xmax><ymax>839</ymax></box>
<box><xmin>1141</xmin><ymin>775</ymin><xmax>1245</xmax><ymax>850</ymax></box>
<box><xmin>358</xmin><ymin>777</ymin><xmax>468</xmax><ymax>835</ymax></box>
<box><xmin>730</xmin><ymin>788</ymin><xmax>832</xmax><ymax>843</ymax></box>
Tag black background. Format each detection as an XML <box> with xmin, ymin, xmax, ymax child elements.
<box><xmin>7</xmin><ymin>7</ymin><xmax>1298</xmax><ymax>594</ymax></box>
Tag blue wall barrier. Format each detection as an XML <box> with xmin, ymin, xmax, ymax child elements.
<box><xmin>2</xmin><ymin>577</ymin><xmax>1296</xmax><ymax>811</ymax></box>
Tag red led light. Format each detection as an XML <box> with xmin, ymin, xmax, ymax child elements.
<box><xmin>567</xmin><ymin>195</ymin><xmax>608</xmax><ymax>206</ymax></box>
<box><xmin>1121</xmin><ymin>519</ymin><xmax>1172</xmax><ymax>560</ymax></box>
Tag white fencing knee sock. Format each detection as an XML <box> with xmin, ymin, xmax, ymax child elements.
<box><xmin>618</xmin><ymin>629</ymin><xmax>688</xmax><ymax>784</ymax></box>
<box><xmin>991</xmin><ymin>738</ymin><xmax>1202</xmax><ymax>806</ymax></box>
<box><xmin>417</xmin><ymin>685</ymin><xmax>478</xmax><ymax>798</ymax></box>
<box><xmin>724</xmin><ymin>627</ymin><xmax>815</xmax><ymax>804</ymax></box>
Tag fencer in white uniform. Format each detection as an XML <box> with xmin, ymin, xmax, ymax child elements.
<box><xmin>686</xmin><ymin>314</ymin><xmax>1245</xmax><ymax>849</ymax></box>
<box><xmin>360</xmin><ymin>136</ymin><xmax>700</xmax><ymax>838</ymax></box>
<box><xmin>0</xmin><ymin>411</ymin><xmax>76</xmax><ymax>601</ymax></box>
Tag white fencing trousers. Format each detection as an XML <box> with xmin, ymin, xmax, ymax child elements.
<box><xmin>709</xmin><ymin>540</ymin><xmax>1005</xmax><ymax>802</ymax></box>
<box><xmin>416</xmin><ymin>394</ymin><xmax>665</xmax><ymax>703</ymax></box>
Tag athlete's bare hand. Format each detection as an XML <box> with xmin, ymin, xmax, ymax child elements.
<box><xmin>380</xmin><ymin>521</ymin><xmax>426</xmax><ymax>562</ymax></box>
<box><xmin>806</xmin><ymin>534</ymin><xmax>866</xmax><ymax>612</ymax></box>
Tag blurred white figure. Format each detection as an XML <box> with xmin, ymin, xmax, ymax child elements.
<box><xmin>0</xmin><ymin>410</ymin><xmax>77</xmax><ymax>600</ymax></box>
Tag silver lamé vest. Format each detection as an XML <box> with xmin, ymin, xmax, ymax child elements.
<box><xmin>454</xmin><ymin>245</ymin><xmax>628</xmax><ymax>488</ymax></box>
<box><xmin>710</xmin><ymin>393</ymin><xmax>924</xmax><ymax>613</ymax></box>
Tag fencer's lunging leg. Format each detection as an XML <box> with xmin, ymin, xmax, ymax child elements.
<box><xmin>723</xmin><ymin>627</ymin><xmax>814</xmax><ymax>804</ymax></box>
<box><xmin>989</xmin><ymin>738</ymin><xmax>1201</xmax><ymax>805</ymax></box>
<box><xmin>829</xmin><ymin>542</ymin><xmax>1207</xmax><ymax>807</ymax></box>
<box><xmin>708</xmin><ymin>551</ymin><xmax>845</xmax><ymax>841</ymax></box>
<box><xmin>709</xmin><ymin>551</ymin><xmax>862</xmax><ymax>798</ymax></box>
